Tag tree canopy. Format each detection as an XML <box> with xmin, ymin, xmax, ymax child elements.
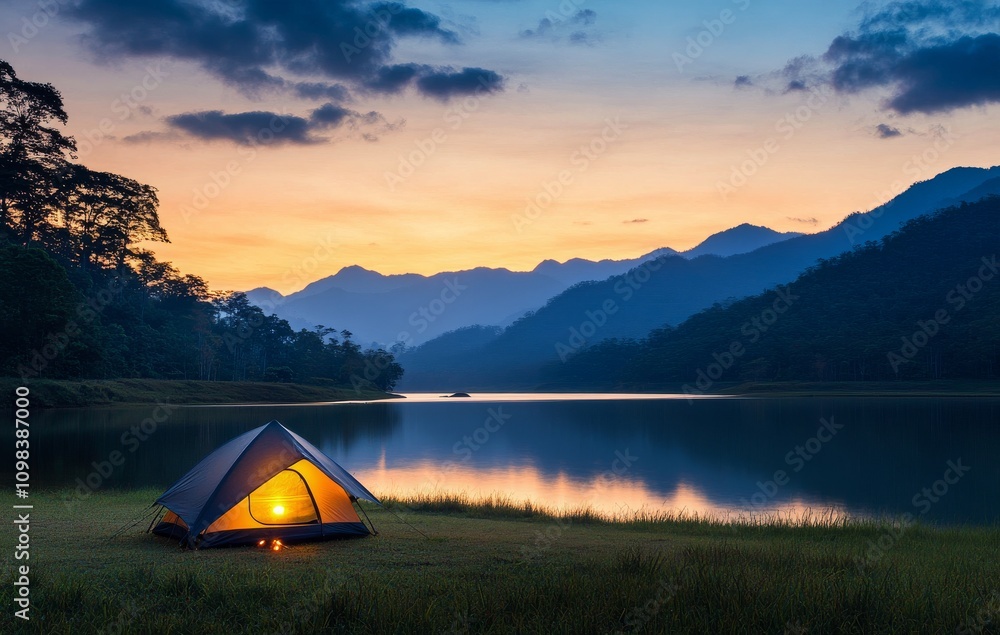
<box><xmin>0</xmin><ymin>59</ymin><xmax>402</xmax><ymax>391</ymax></box>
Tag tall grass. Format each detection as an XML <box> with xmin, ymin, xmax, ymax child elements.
<box><xmin>3</xmin><ymin>489</ymin><xmax>998</xmax><ymax>634</ymax></box>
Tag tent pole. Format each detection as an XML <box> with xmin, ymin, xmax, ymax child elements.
<box><xmin>146</xmin><ymin>506</ymin><xmax>165</xmax><ymax>534</ymax></box>
<box><xmin>355</xmin><ymin>500</ymin><xmax>379</xmax><ymax>536</ymax></box>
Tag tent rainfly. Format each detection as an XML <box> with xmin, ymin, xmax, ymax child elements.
<box><xmin>151</xmin><ymin>420</ymin><xmax>380</xmax><ymax>548</ymax></box>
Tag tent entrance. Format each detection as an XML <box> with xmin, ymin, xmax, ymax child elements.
<box><xmin>248</xmin><ymin>468</ymin><xmax>320</xmax><ymax>525</ymax></box>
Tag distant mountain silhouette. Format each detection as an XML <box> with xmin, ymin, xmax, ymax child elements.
<box><xmin>245</xmin><ymin>268</ymin><xmax>565</xmax><ymax>348</ymax></box>
<box><xmin>684</xmin><ymin>224</ymin><xmax>802</xmax><ymax>258</ymax></box>
<box><xmin>245</xmin><ymin>227</ymin><xmax>800</xmax><ymax>346</ymax></box>
<box><xmin>531</xmin><ymin>248</ymin><xmax>678</xmax><ymax>287</ymax></box>
<box><xmin>399</xmin><ymin>165</ymin><xmax>1000</xmax><ymax>389</ymax></box>
<box><xmin>245</xmin><ymin>266</ymin><xmax>430</xmax><ymax>308</ymax></box>
<box><xmin>299</xmin><ymin>265</ymin><xmax>427</xmax><ymax>297</ymax></box>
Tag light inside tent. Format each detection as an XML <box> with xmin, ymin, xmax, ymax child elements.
<box><xmin>248</xmin><ymin>470</ymin><xmax>318</xmax><ymax>525</ymax></box>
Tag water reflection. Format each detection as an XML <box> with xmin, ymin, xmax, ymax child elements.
<box><xmin>17</xmin><ymin>394</ymin><xmax>1000</xmax><ymax>524</ymax></box>
<box><xmin>358</xmin><ymin>461</ymin><xmax>851</xmax><ymax>521</ymax></box>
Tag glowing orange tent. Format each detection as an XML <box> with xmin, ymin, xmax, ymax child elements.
<box><xmin>151</xmin><ymin>421</ymin><xmax>379</xmax><ymax>548</ymax></box>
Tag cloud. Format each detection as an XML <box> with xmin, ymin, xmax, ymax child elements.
<box><xmin>520</xmin><ymin>9</ymin><xmax>601</xmax><ymax>44</ymax></box>
<box><xmin>415</xmin><ymin>67</ymin><xmax>505</xmax><ymax>101</ymax></box>
<box><xmin>165</xmin><ymin>111</ymin><xmax>318</xmax><ymax>146</ymax></box>
<box><xmin>293</xmin><ymin>82</ymin><xmax>353</xmax><ymax>102</ymax></box>
<box><xmin>785</xmin><ymin>79</ymin><xmax>808</xmax><ymax>93</ymax></box>
<box><xmin>874</xmin><ymin>123</ymin><xmax>903</xmax><ymax>138</ymax></box>
<box><xmin>569</xmin><ymin>31</ymin><xmax>601</xmax><ymax>47</ymax></box>
<box><xmin>624</xmin><ymin>218</ymin><xmax>649</xmax><ymax>224</ymax></box>
<box><xmin>359</xmin><ymin>63</ymin><xmax>504</xmax><ymax>100</ymax></box>
<box><xmin>122</xmin><ymin>130</ymin><xmax>181</xmax><ymax>144</ymax></box>
<box><xmin>373</xmin><ymin>2</ymin><xmax>460</xmax><ymax>43</ymax></box>
<box><xmin>160</xmin><ymin>103</ymin><xmax>400</xmax><ymax>145</ymax></box>
<box><xmin>881</xmin><ymin>34</ymin><xmax>1000</xmax><ymax>113</ymax></box>
<box><xmin>364</xmin><ymin>63</ymin><xmax>427</xmax><ymax>94</ymax></box>
<box><xmin>774</xmin><ymin>0</ymin><xmax>1000</xmax><ymax>114</ymax></box>
<box><xmin>67</xmin><ymin>0</ymin><xmax>504</xmax><ymax>102</ymax></box>
<box><xmin>734</xmin><ymin>75</ymin><xmax>753</xmax><ymax>88</ymax></box>
<box><xmin>786</xmin><ymin>216</ymin><xmax>819</xmax><ymax>226</ymax></box>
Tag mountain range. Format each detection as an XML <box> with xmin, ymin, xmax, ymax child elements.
<box><xmin>397</xmin><ymin>166</ymin><xmax>1000</xmax><ymax>389</ymax></box>
<box><xmin>245</xmin><ymin>224</ymin><xmax>802</xmax><ymax>347</ymax></box>
<box><xmin>242</xmin><ymin>165</ymin><xmax>1000</xmax><ymax>390</ymax></box>
<box><xmin>547</xmin><ymin>194</ymin><xmax>1000</xmax><ymax>387</ymax></box>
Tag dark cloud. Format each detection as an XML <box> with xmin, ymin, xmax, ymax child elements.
<box><xmin>858</xmin><ymin>0</ymin><xmax>1000</xmax><ymax>32</ymax></box>
<box><xmin>293</xmin><ymin>82</ymin><xmax>352</xmax><ymax>102</ymax></box>
<box><xmin>371</xmin><ymin>2</ymin><xmax>459</xmax><ymax>43</ymax></box>
<box><xmin>520</xmin><ymin>9</ymin><xmax>600</xmax><ymax>44</ymax></box>
<box><xmin>874</xmin><ymin>123</ymin><xmax>903</xmax><ymax>138</ymax></box>
<box><xmin>365</xmin><ymin>63</ymin><xmax>428</xmax><ymax>94</ymax></box>
<box><xmin>520</xmin><ymin>18</ymin><xmax>555</xmax><ymax>39</ymax></box>
<box><xmin>885</xmin><ymin>34</ymin><xmax>1000</xmax><ymax>113</ymax></box>
<box><xmin>309</xmin><ymin>104</ymin><xmax>356</xmax><ymax>128</ymax></box>
<box><xmin>785</xmin><ymin>79</ymin><xmax>808</xmax><ymax>92</ymax></box>
<box><xmin>624</xmin><ymin>218</ymin><xmax>649</xmax><ymax>224</ymax></box>
<box><xmin>67</xmin><ymin>0</ymin><xmax>503</xmax><ymax>102</ymax></box>
<box><xmin>776</xmin><ymin>0</ymin><xmax>1000</xmax><ymax>114</ymax></box>
<box><xmin>415</xmin><ymin>67</ymin><xmax>505</xmax><ymax>101</ymax></box>
<box><xmin>359</xmin><ymin>63</ymin><xmax>503</xmax><ymax>100</ymax></box>
<box><xmin>734</xmin><ymin>75</ymin><xmax>753</xmax><ymax>88</ymax></box>
<box><xmin>162</xmin><ymin>103</ymin><xmax>399</xmax><ymax>145</ymax></box>
<box><xmin>166</xmin><ymin>110</ymin><xmax>318</xmax><ymax>145</ymax></box>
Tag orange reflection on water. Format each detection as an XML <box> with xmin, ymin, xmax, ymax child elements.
<box><xmin>357</xmin><ymin>460</ymin><xmax>850</xmax><ymax>522</ymax></box>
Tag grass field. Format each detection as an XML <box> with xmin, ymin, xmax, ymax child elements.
<box><xmin>2</xmin><ymin>490</ymin><xmax>999</xmax><ymax>634</ymax></box>
<box><xmin>0</xmin><ymin>378</ymin><xmax>395</xmax><ymax>408</ymax></box>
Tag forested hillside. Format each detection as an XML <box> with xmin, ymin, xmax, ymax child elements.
<box><xmin>548</xmin><ymin>197</ymin><xmax>1000</xmax><ymax>388</ymax></box>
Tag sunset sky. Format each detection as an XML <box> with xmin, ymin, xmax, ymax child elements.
<box><xmin>4</xmin><ymin>0</ymin><xmax>999</xmax><ymax>292</ymax></box>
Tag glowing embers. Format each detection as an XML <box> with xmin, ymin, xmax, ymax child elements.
<box><xmin>257</xmin><ymin>538</ymin><xmax>285</xmax><ymax>551</ymax></box>
<box><xmin>248</xmin><ymin>469</ymin><xmax>318</xmax><ymax>525</ymax></box>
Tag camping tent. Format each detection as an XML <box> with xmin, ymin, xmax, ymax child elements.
<box><xmin>151</xmin><ymin>420</ymin><xmax>380</xmax><ymax>548</ymax></box>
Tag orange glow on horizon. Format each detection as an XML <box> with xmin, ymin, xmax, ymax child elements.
<box><xmin>359</xmin><ymin>461</ymin><xmax>852</xmax><ymax>523</ymax></box>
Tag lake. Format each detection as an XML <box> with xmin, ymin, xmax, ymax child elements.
<box><xmin>21</xmin><ymin>394</ymin><xmax>1000</xmax><ymax>524</ymax></box>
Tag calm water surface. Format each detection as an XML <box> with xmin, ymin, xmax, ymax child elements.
<box><xmin>19</xmin><ymin>393</ymin><xmax>1000</xmax><ymax>524</ymax></box>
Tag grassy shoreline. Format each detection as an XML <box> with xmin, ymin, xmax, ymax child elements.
<box><xmin>0</xmin><ymin>378</ymin><xmax>396</xmax><ymax>408</ymax></box>
<box><xmin>4</xmin><ymin>490</ymin><xmax>998</xmax><ymax>634</ymax></box>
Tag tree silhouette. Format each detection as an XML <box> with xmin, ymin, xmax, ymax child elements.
<box><xmin>0</xmin><ymin>59</ymin><xmax>76</xmax><ymax>243</ymax></box>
